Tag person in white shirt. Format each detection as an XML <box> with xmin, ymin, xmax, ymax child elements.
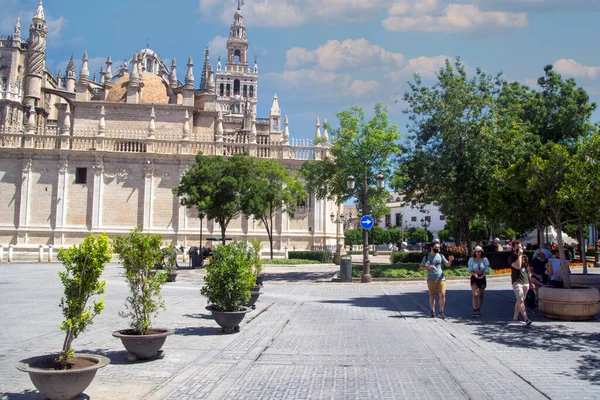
<box><xmin>467</xmin><ymin>246</ymin><xmax>490</xmax><ymax>317</ymax></box>
<box><xmin>546</xmin><ymin>249</ymin><xmax>566</xmax><ymax>288</ymax></box>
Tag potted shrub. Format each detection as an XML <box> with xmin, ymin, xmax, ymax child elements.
<box><xmin>248</xmin><ymin>239</ymin><xmax>264</xmax><ymax>309</ymax></box>
<box><xmin>17</xmin><ymin>234</ymin><xmax>112</xmax><ymax>400</ymax></box>
<box><xmin>162</xmin><ymin>244</ymin><xmax>179</xmax><ymax>282</ymax></box>
<box><xmin>111</xmin><ymin>226</ymin><xmax>174</xmax><ymax>361</ymax></box>
<box><xmin>201</xmin><ymin>242</ymin><xmax>255</xmax><ymax>333</ymax></box>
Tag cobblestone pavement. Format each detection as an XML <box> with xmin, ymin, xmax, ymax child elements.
<box><xmin>1</xmin><ymin>263</ymin><xmax>599</xmax><ymax>399</ymax></box>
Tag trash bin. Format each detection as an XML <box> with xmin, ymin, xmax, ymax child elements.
<box><xmin>340</xmin><ymin>255</ymin><xmax>353</xmax><ymax>282</ymax></box>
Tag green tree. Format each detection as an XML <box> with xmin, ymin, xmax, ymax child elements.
<box><xmin>243</xmin><ymin>158</ymin><xmax>306</xmax><ymax>259</ymax></box>
<box><xmin>57</xmin><ymin>233</ymin><xmax>112</xmax><ymax>366</ymax></box>
<box><xmin>470</xmin><ymin>221</ymin><xmax>489</xmax><ymax>243</ymax></box>
<box><xmin>387</xmin><ymin>228</ymin><xmax>402</xmax><ymax>244</ymax></box>
<box><xmin>344</xmin><ymin>229</ymin><xmax>362</xmax><ymax>247</ymax></box>
<box><xmin>173</xmin><ymin>153</ymin><xmax>254</xmax><ymax>243</ymax></box>
<box><xmin>411</xmin><ymin>227</ymin><xmax>429</xmax><ymax>243</ymax></box>
<box><xmin>437</xmin><ymin>229</ymin><xmax>451</xmax><ymax>242</ymax></box>
<box><xmin>395</xmin><ymin>59</ymin><xmax>503</xmax><ymax>251</ymax></box>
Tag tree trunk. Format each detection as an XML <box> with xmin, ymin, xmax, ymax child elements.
<box><xmin>455</xmin><ymin>220</ymin><xmax>462</xmax><ymax>246</ymax></box>
<box><xmin>220</xmin><ymin>222</ymin><xmax>227</xmax><ymax>244</ymax></box>
<box><xmin>575</xmin><ymin>228</ymin><xmax>583</xmax><ymax>263</ymax></box>
<box><xmin>554</xmin><ymin>224</ymin><xmax>572</xmax><ymax>289</ymax></box>
<box><xmin>535</xmin><ymin>220</ymin><xmax>543</xmax><ymax>248</ymax></box>
<box><xmin>578</xmin><ymin>224</ymin><xmax>587</xmax><ymax>274</ymax></box>
<box><xmin>462</xmin><ymin>214</ymin><xmax>472</xmax><ymax>251</ymax></box>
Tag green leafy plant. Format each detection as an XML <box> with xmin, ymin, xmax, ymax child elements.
<box><xmin>200</xmin><ymin>242</ymin><xmax>255</xmax><ymax>312</ymax></box>
<box><xmin>112</xmin><ymin>226</ymin><xmax>166</xmax><ymax>335</ymax></box>
<box><xmin>57</xmin><ymin>233</ymin><xmax>112</xmax><ymax>367</ymax></box>
<box><xmin>162</xmin><ymin>244</ymin><xmax>178</xmax><ymax>274</ymax></box>
<box><xmin>288</xmin><ymin>250</ymin><xmax>333</xmax><ymax>263</ymax></box>
<box><xmin>250</xmin><ymin>238</ymin><xmax>264</xmax><ymax>278</ymax></box>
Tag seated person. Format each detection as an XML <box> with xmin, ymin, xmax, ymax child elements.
<box><xmin>529</xmin><ymin>250</ymin><xmax>549</xmax><ymax>289</ymax></box>
<box><xmin>546</xmin><ymin>249</ymin><xmax>566</xmax><ymax>288</ymax></box>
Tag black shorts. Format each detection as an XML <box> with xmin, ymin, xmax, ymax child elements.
<box><xmin>470</xmin><ymin>275</ymin><xmax>487</xmax><ymax>289</ymax></box>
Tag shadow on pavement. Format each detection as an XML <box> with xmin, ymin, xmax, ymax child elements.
<box><xmin>81</xmin><ymin>348</ymin><xmax>151</xmax><ymax>365</ymax></box>
<box><xmin>174</xmin><ymin>326</ymin><xmax>222</xmax><ymax>336</ymax></box>
<box><xmin>0</xmin><ymin>390</ymin><xmax>45</xmax><ymax>400</ymax></box>
<box><xmin>183</xmin><ymin>313</ymin><xmax>213</xmax><ymax>320</ymax></box>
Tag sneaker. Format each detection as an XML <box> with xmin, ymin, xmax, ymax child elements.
<box><xmin>439</xmin><ymin>311</ymin><xmax>446</xmax><ymax>320</ymax></box>
<box><xmin>472</xmin><ymin>310</ymin><xmax>477</xmax><ymax>318</ymax></box>
<box><xmin>526</xmin><ymin>319</ymin><xmax>533</xmax><ymax>326</ymax></box>
<box><xmin>476</xmin><ymin>309</ymin><xmax>481</xmax><ymax>317</ymax></box>
<box><xmin>430</xmin><ymin>311</ymin><xmax>435</xmax><ymax>318</ymax></box>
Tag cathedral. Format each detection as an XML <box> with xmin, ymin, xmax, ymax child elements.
<box><xmin>0</xmin><ymin>1</ymin><xmax>338</xmax><ymax>254</ymax></box>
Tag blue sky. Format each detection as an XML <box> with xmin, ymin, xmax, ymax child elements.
<box><xmin>2</xmin><ymin>0</ymin><xmax>600</xmax><ymax>141</ymax></box>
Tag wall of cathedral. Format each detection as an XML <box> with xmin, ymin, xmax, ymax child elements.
<box><xmin>0</xmin><ymin>158</ymin><xmax>19</xmax><ymax>242</ymax></box>
<box><xmin>28</xmin><ymin>160</ymin><xmax>57</xmax><ymax>228</ymax></box>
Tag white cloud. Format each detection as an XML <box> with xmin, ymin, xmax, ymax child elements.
<box><xmin>349</xmin><ymin>80</ymin><xmax>381</xmax><ymax>97</ymax></box>
<box><xmin>198</xmin><ymin>0</ymin><xmax>392</xmax><ymax>27</ymax></box>
<box><xmin>475</xmin><ymin>0</ymin><xmax>600</xmax><ymax>13</ymax></box>
<box><xmin>553</xmin><ymin>59</ymin><xmax>600</xmax><ymax>79</ymax></box>
<box><xmin>382</xmin><ymin>1</ymin><xmax>528</xmax><ymax>34</ymax></box>
<box><xmin>286</xmin><ymin>39</ymin><xmax>405</xmax><ymax>71</ymax></box>
<box><xmin>208</xmin><ymin>35</ymin><xmax>228</xmax><ymax>59</ymax></box>
<box><xmin>386</xmin><ymin>55</ymin><xmax>451</xmax><ymax>81</ymax></box>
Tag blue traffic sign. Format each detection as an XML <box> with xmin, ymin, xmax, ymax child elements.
<box><xmin>360</xmin><ymin>215</ymin><xmax>374</xmax><ymax>230</ymax></box>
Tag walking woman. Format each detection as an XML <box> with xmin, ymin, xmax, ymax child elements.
<box><xmin>467</xmin><ymin>246</ymin><xmax>490</xmax><ymax>317</ymax></box>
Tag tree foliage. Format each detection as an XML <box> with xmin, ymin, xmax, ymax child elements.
<box><xmin>395</xmin><ymin>59</ymin><xmax>503</xmax><ymax>250</ymax></box>
<box><xmin>243</xmin><ymin>158</ymin><xmax>306</xmax><ymax>259</ymax></box>
<box><xmin>173</xmin><ymin>153</ymin><xmax>254</xmax><ymax>242</ymax></box>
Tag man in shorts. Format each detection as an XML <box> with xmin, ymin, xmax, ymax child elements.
<box><xmin>508</xmin><ymin>240</ymin><xmax>532</xmax><ymax>326</ymax></box>
<box><xmin>420</xmin><ymin>243</ymin><xmax>454</xmax><ymax>319</ymax></box>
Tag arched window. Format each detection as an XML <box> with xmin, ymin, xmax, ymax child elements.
<box><xmin>233</xmin><ymin>79</ymin><xmax>240</xmax><ymax>96</ymax></box>
<box><xmin>146</xmin><ymin>59</ymin><xmax>153</xmax><ymax>73</ymax></box>
<box><xmin>236</xmin><ymin>104</ymin><xmax>240</xmax><ymax>114</ymax></box>
<box><xmin>243</xmin><ymin>85</ymin><xmax>247</xmax><ymax>97</ymax></box>
<box><xmin>234</xmin><ymin>49</ymin><xmax>241</xmax><ymax>64</ymax></box>
<box><xmin>226</xmin><ymin>84</ymin><xmax>231</xmax><ymax>96</ymax></box>
<box><xmin>249</xmin><ymin>86</ymin><xmax>254</xmax><ymax>98</ymax></box>
<box><xmin>219</xmin><ymin>83</ymin><xmax>224</xmax><ymax>96</ymax></box>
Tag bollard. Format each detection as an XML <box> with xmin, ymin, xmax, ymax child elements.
<box><xmin>39</xmin><ymin>245</ymin><xmax>44</xmax><ymax>263</ymax></box>
<box><xmin>0</xmin><ymin>244</ymin><xmax>3</xmax><ymax>263</ymax></box>
<box><xmin>48</xmin><ymin>245</ymin><xmax>53</xmax><ymax>263</ymax></box>
<box><xmin>8</xmin><ymin>244</ymin><xmax>14</xmax><ymax>263</ymax></box>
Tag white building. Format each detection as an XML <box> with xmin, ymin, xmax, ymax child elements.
<box><xmin>377</xmin><ymin>192</ymin><xmax>447</xmax><ymax>239</ymax></box>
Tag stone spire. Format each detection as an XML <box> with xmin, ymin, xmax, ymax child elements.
<box><xmin>92</xmin><ymin>72</ymin><xmax>97</xmax><ymax>82</ymax></box>
<box><xmin>217</xmin><ymin>56</ymin><xmax>221</xmax><ymax>72</ymax></box>
<box><xmin>183</xmin><ymin>110</ymin><xmax>190</xmax><ymax>139</ymax></box>
<box><xmin>99</xmin><ymin>67</ymin><xmax>105</xmax><ymax>84</ymax></box>
<box><xmin>169</xmin><ymin>58</ymin><xmax>177</xmax><ymax>88</ymax></box>
<box><xmin>79</xmin><ymin>51</ymin><xmax>89</xmax><ymax>83</ymax></box>
<box><xmin>13</xmin><ymin>17</ymin><xmax>21</xmax><ymax>41</ymax></box>
<box><xmin>61</xmin><ymin>103</ymin><xmax>71</xmax><ymax>134</ymax></box>
<box><xmin>250</xmin><ymin>113</ymin><xmax>257</xmax><ymax>143</ymax></box>
<box><xmin>65</xmin><ymin>55</ymin><xmax>76</xmax><ymax>92</ymax></box>
<box><xmin>207</xmin><ymin>70</ymin><xmax>216</xmax><ymax>94</ymax></box>
<box><xmin>282</xmin><ymin>115</ymin><xmax>289</xmax><ymax>143</ymax></box>
<box><xmin>200</xmin><ymin>48</ymin><xmax>212</xmax><ymax>92</ymax></box>
<box><xmin>24</xmin><ymin>0</ymin><xmax>47</xmax><ymax>109</ymax></box>
<box><xmin>270</xmin><ymin>94</ymin><xmax>280</xmax><ymax>117</ymax></box>
<box><xmin>148</xmin><ymin>107</ymin><xmax>156</xmax><ymax>138</ymax></box>
<box><xmin>34</xmin><ymin>0</ymin><xmax>45</xmax><ymax>20</ymax></box>
<box><xmin>216</xmin><ymin>111</ymin><xmax>224</xmax><ymax>142</ymax></box>
<box><xmin>129</xmin><ymin>53</ymin><xmax>140</xmax><ymax>87</ymax></box>
<box><xmin>104</xmin><ymin>56</ymin><xmax>113</xmax><ymax>87</ymax></box>
<box><xmin>185</xmin><ymin>57</ymin><xmax>194</xmax><ymax>88</ymax></box>
<box><xmin>253</xmin><ymin>57</ymin><xmax>258</xmax><ymax>74</ymax></box>
<box><xmin>56</xmin><ymin>69</ymin><xmax>62</xmax><ymax>88</ymax></box>
<box><xmin>98</xmin><ymin>106</ymin><xmax>106</xmax><ymax>135</ymax></box>
<box><xmin>323</xmin><ymin>119</ymin><xmax>329</xmax><ymax>142</ymax></box>
<box><xmin>315</xmin><ymin>117</ymin><xmax>322</xmax><ymax>139</ymax></box>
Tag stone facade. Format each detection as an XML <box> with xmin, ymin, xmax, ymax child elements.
<box><xmin>0</xmin><ymin>1</ymin><xmax>339</xmax><ymax>253</ymax></box>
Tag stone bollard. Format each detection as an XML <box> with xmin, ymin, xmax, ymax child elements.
<box><xmin>182</xmin><ymin>246</ymin><xmax>188</xmax><ymax>263</ymax></box>
<box><xmin>48</xmin><ymin>245</ymin><xmax>53</xmax><ymax>263</ymax></box>
<box><xmin>39</xmin><ymin>245</ymin><xmax>44</xmax><ymax>263</ymax></box>
<box><xmin>0</xmin><ymin>244</ymin><xmax>3</xmax><ymax>263</ymax></box>
<box><xmin>8</xmin><ymin>244</ymin><xmax>14</xmax><ymax>263</ymax></box>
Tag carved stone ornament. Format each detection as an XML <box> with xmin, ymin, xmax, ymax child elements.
<box><xmin>59</xmin><ymin>158</ymin><xmax>68</xmax><ymax>173</ymax></box>
<box><xmin>92</xmin><ymin>159</ymin><xmax>104</xmax><ymax>175</ymax></box>
<box><xmin>21</xmin><ymin>158</ymin><xmax>32</xmax><ymax>173</ymax></box>
<box><xmin>143</xmin><ymin>162</ymin><xmax>155</xmax><ymax>178</ymax></box>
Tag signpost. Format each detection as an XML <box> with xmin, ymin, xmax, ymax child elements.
<box><xmin>360</xmin><ymin>215</ymin><xmax>374</xmax><ymax>230</ymax></box>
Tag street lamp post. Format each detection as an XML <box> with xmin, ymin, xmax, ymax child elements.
<box><xmin>420</xmin><ymin>217</ymin><xmax>430</xmax><ymax>251</ymax></box>
<box><xmin>330</xmin><ymin>207</ymin><xmax>346</xmax><ymax>265</ymax></box>
<box><xmin>347</xmin><ymin>170</ymin><xmax>385</xmax><ymax>283</ymax></box>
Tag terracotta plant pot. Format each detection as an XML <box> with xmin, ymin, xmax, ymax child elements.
<box><xmin>112</xmin><ymin>328</ymin><xmax>174</xmax><ymax>361</ymax></box>
<box><xmin>17</xmin><ymin>353</ymin><xmax>110</xmax><ymax>400</ymax></box>
<box><xmin>538</xmin><ymin>286</ymin><xmax>600</xmax><ymax>321</ymax></box>
<box><xmin>206</xmin><ymin>305</ymin><xmax>251</xmax><ymax>333</ymax></box>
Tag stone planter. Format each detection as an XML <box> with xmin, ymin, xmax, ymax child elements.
<box><xmin>206</xmin><ymin>305</ymin><xmax>251</xmax><ymax>333</ymax></box>
<box><xmin>17</xmin><ymin>353</ymin><xmax>110</xmax><ymax>400</ymax></box>
<box><xmin>570</xmin><ymin>274</ymin><xmax>600</xmax><ymax>290</ymax></box>
<box><xmin>248</xmin><ymin>286</ymin><xmax>262</xmax><ymax>309</ymax></box>
<box><xmin>166</xmin><ymin>272</ymin><xmax>177</xmax><ymax>282</ymax></box>
<box><xmin>255</xmin><ymin>274</ymin><xmax>265</xmax><ymax>286</ymax></box>
<box><xmin>112</xmin><ymin>328</ymin><xmax>174</xmax><ymax>361</ymax></box>
<box><xmin>538</xmin><ymin>286</ymin><xmax>600</xmax><ymax>321</ymax></box>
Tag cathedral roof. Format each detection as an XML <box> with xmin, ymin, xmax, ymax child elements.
<box><xmin>106</xmin><ymin>72</ymin><xmax>170</xmax><ymax>104</ymax></box>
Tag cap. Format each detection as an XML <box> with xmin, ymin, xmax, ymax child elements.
<box><xmin>474</xmin><ymin>246</ymin><xmax>483</xmax><ymax>252</ymax></box>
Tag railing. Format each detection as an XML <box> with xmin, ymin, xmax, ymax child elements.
<box><xmin>0</xmin><ymin>128</ymin><xmax>323</xmax><ymax>160</ymax></box>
